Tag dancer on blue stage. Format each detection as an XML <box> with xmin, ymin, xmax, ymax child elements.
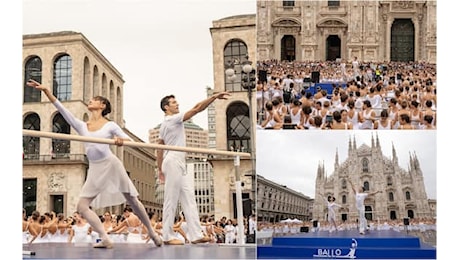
<box><xmin>347</xmin><ymin>177</ymin><xmax>382</xmax><ymax>235</ymax></box>
<box><xmin>318</xmin><ymin>193</ymin><xmax>342</xmax><ymax>232</ymax></box>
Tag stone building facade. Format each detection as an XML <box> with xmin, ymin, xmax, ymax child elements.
<box><xmin>257</xmin><ymin>175</ymin><xmax>314</xmax><ymax>223</ymax></box>
<box><xmin>208</xmin><ymin>14</ymin><xmax>257</xmax><ymax>220</ymax></box>
<box><xmin>312</xmin><ymin>133</ymin><xmax>435</xmax><ymax>224</ymax></box>
<box><xmin>257</xmin><ymin>0</ymin><xmax>436</xmax><ymax>62</ymax></box>
<box><xmin>122</xmin><ymin>128</ymin><xmax>161</xmax><ymax>216</ymax></box>
<box><xmin>22</xmin><ymin>31</ymin><xmax>158</xmax><ymax>217</ymax></box>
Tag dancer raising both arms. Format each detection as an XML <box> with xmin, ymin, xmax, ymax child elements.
<box><xmin>347</xmin><ymin>177</ymin><xmax>382</xmax><ymax>235</ymax></box>
<box><xmin>157</xmin><ymin>91</ymin><xmax>230</xmax><ymax>245</ymax></box>
<box><xmin>26</xmin><ymin>79</ymin><xmax>163</xmax><ymax>249</ymax></box>
<box><xmin>318</xmin><ymin>193</ymin><xmax>342</xmax><ymax>232</ymax></box>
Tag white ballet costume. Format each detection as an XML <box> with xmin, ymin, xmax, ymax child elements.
<box><xmin>71</xmin><ymin>223</ymin><xmax>92</xmax><ymax>244</ymax></box>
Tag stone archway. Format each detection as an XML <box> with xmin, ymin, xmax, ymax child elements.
<box><xmin>317</xmin><ymin>18</ymin><xmax>348</xmax><ymax>61</ymax></box>
<box><xmin>272</xmin><ymin>18</ymin><xmax>301</xmax><ymax>61</ymax></box>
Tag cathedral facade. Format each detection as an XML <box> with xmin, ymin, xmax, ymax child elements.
<box><xmin>257</xmin><ymin>0</ymin><xmax>436</xmax><ymax>62</ymax></box>
<box><xmin>312</xmin><ymin>134</ymin><xmax>434</xmax><ymax>224</ymax></box>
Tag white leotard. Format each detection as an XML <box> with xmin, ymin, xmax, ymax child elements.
<box><xmin>53</xmin><ymin>100</ymin><xmax>130</xmax><ymax>161</ymax></box>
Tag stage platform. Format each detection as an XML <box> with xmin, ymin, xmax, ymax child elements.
<box><xmin>257</xmin><ymin>229</ymin><xmax>436</xmax><ymax>259</ymax></box>
<box><xmin>22</xmin><ymin>242</ymin><xmax>256</xmax><ymax>259</ymax></box>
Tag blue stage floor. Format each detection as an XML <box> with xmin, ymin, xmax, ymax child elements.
<box><xmin>257</xmin><ymin>229</ymin><xmax>436</xmax><ymax>259</ymax></box>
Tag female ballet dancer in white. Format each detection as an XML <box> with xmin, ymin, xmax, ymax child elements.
<box><xmin>68</xmin><ymin>212</ymin><xmax>92</xmax><ymax>244</ymax></box>
<box><xmin>26</xmin><ymin>79</ymin><xmax>162</xmax><ymax>249</ymax></box>
<box><xmin>318</xmin><ymin>193</ymin><xmax>342</xmax><ymax>232</ymax></box>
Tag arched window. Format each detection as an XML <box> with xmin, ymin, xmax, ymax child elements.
<box><xmin>342</xmin><ymin>195</ymin><xmax>346</xmax><ymax>204</ymax></box>
<box><xmin>387</xmin><ymin>176</ymin><xmax>393</xmax><ymax>186</ymax></box>
<box><xmin>341</xmin><ymin>179</ymin><xmax>347</xmax><ymax>189</ymax></box>
<box><xmin>53</xmin><ymin>54</ymin><xmax>72</xmax><ymax>101</ymax></box>
<box><xmin>52</xmin><ymin>113</ymin><xmax>71</xmax><ymax>158</ymax></box>
<box><xmin>363</xmin><ymin>181</ymin><xmax>369</xmax><ymax>191</ymax></box>
<box><xmin>389</xmin><ymin>192</ymin><xmax>394</xmax><ymax>202</ymax></box>
<box><xmin>83</xmin><ymin>57</ymin><xmax>91</xmax><ymax>103</ymax></box>
<box><xmin>405</xmin><ymin>191</ymin><xmax>411</xmax><ymax>200</ymax></box>
<box><xmin>226</xmin><ymin>101</ymin><xmax>251</xmax><ymax>153</ymax></box>
<box><xmin>23</xmin><ymin>56</ymin><xmax>42</xmax><ymax>103</ymax></box>
<box><xmin>362</xmin><ymin>158</ymin><xmax>369</xmax><ymax>172</ymax></box>
<box><xmin>224</xmin><ymin>39</ymin><xmax>248</xmax><ymax>92</ymax></box>
<box><xmin>93</xmin><ymin>65</ymin><xmax>100</xmax><ymax>97</ymax></box>
<box><xmin>23</xmin><ymin>113</ymin><xmax>40</xmax><ymax>159</ymax></box>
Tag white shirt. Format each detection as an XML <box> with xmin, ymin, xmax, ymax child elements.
<box><xmin>355</xmin><ymin>193</ymin><xmax>368</xmax><ymax>209</ymax></box>
<box><xmin>159</xmin><ymin>112</ymin><xmax>186</xmax><ymax>158</ymax></box>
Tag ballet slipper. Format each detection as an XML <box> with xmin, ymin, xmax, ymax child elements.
<box><xmin>93</xmin><ymin>239</ymin><xmax>113</xmax><ymax>249</ymax></box>
<box><xmin>164</xmin><ymin>238</ymin><xmax>184</xmax><ymax>245</ymax></box>
<box><xmin>191</xmin><ymin>236</ymin><xmax>211</xmax><ymax>244</ymax></box>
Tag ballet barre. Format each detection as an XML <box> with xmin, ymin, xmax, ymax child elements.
<box><xmin>22</xmin><ymin>130</ymin><xmax>250</xmax><ymax>157</ymax></box>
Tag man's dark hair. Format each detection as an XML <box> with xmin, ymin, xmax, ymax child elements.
<box><xmin>160</xmin><ymin>95</ymin><xmax>175</xmax><ymax>112</ymax></box>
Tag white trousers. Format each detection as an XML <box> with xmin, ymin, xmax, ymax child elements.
<box><xmin>162</xmin><ymin>154</ymin><xmax>203</xmax><ymax>242</ymax></box>
<box><xmin>358</xmin><ymin>206</ymin><xmax>367</xmax><ymax>232</ymax></box>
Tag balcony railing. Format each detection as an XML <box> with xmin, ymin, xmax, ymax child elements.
<box><xmin>23</xmin><ymin>153</ymin><xmax>88</xmax><ymax>164</ymax></box>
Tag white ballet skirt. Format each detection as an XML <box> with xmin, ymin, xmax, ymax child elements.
<box><xmin>54</xmin><ymin>229</ymin><xmax>69</xmax><ymax>243</ymax></box>
<box><xmin>125</xmin><ymin>226</ymin><xmax>146</xmax><ymax>243</ymax></box>
<box><xmin>23</xmin><ymin>231</ymin><xmax>29</xmax><ymax>244</ymax></box>
<box><xmin>33</xmin><ymin>229</ymin><xmax>51</xmax><ymax>243</ymax></box>
<box><xmin>71</xmin><ymin>223</ymin><xmax>92</xmax><ymax>244</ymax></box>
<box><xmin>82</xmin><ymin>154</ymin><xmax>139</xmax><ymax>209</ymax></box>
<box><xmin>109</xmin><ymin>233</ymin><xmax>127</xmax><ymax>243</ymax></box>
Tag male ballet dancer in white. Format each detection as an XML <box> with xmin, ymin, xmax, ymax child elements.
<box><xmin>347</xmin><ymin>177</ymin><xmax>381</xmax><ymax>235</ymax></box>
<box><xmin>157</xmin><ymin>92</ymin><xmax>230</xmax><ymax>245</ymax></box>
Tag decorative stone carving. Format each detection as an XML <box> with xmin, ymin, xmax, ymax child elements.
<box><xmin>259</xmin><ymin>8</ymin><xmax>267</xmax><ymax>31</ymax></box>
<box><xmin>318</xmin><ymin>20</ymin><xmax>347</xmax><ymax>28</ymax></box>
<box><xmin>257</xmin><ymin>1</ymin><xmax>435</xmax><ymax>62</ymax></box>
<box><xmin>281</xmin><ymin>27</ymin><xmax>300</xmax><ymax>34</ymax></box>
<box><xmin>392</xmin><ymin>1</ymin><xmax>415</xmax><ymax>10</ymax></box>
<box><xmin>350</xmin><ymin>34</ymin><xmax>361</xmax><ymax>43</ymax></box>
<box><xmin>273</xmin><ymin>19</ymin><xmax>301</xmax><ymax>27</ymax></box>
<box><xmin>48</xmin><ymin>172</ymin><xmax>65</xmax><ymax>192</ymax></box>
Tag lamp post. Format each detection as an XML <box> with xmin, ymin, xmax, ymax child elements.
<box><xmin>224</xmin><ymin>58</ymin><xmax>256</xmax><ymax>158</ymax></box>
<box><xmin>225</xmin><ymin>57</ymin><xmax>256</xmax><ymax>244</ymax></box>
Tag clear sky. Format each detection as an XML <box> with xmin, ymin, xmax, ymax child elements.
<box><xmin>22</xmin><ymin>0</ymin><xmax>256</xmax><ymax>142</ymax></box>
<box><xmin>257</xmin><ymin>130</ymin><xmax>437</xmax><ymax>200</ymax></box>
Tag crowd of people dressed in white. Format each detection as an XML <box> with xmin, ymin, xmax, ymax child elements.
<box><xmin>257</xmin><ymin>218</ymin><xmax>436</xmax><ymax>246</ymax></box>
<box><xmin>258</xmin><ymin>218</ymin><xmax>436</xmax><ymax>235</ymax></box>
<box><xmin>256</xmin><ymin>59</ymin><xmax>436</xmax><ymax>130</ymax></box>
<box><xmin>22</xmin><ymin>208</ymin><xmax>256</xmax><ymax>245</ymax></box>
